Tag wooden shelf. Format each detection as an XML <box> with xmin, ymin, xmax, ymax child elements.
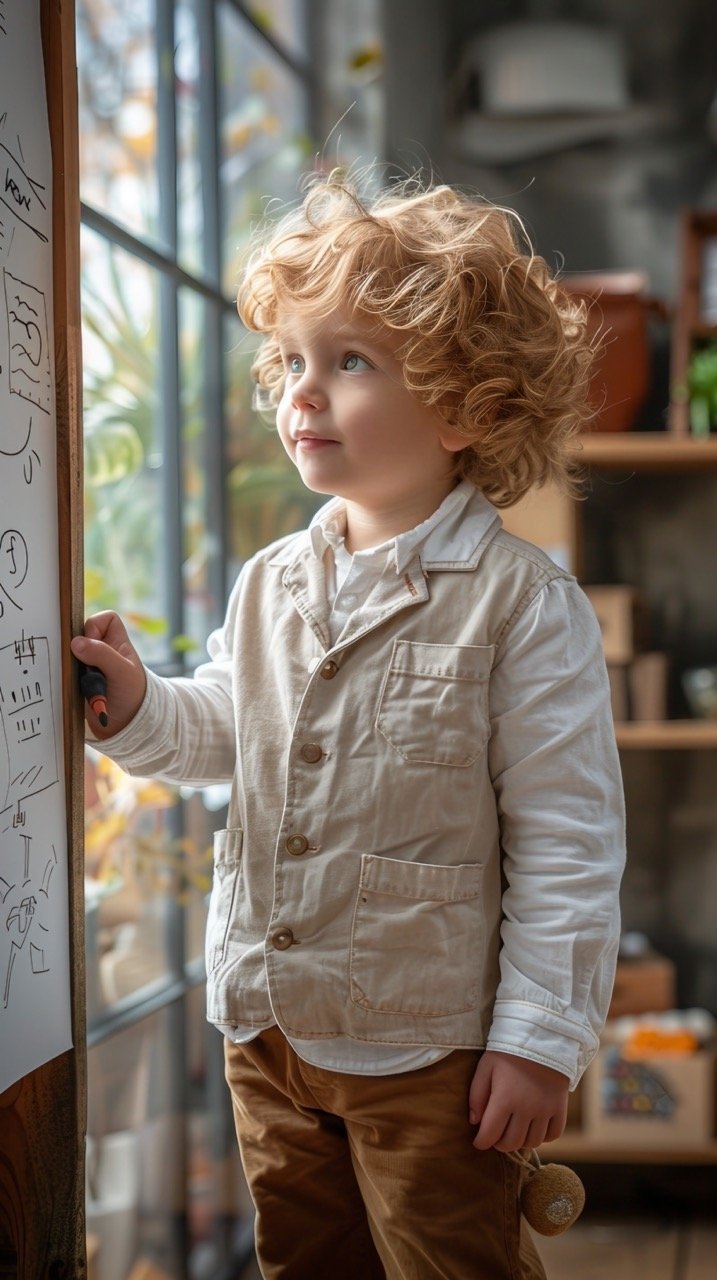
<box><xmin>577</xmin><ymin>433</ymin><xmax>717</xmax><ymax>470</ymax></box>
<box><xmin>614</xmin><ymin>720</ymin><xmax>717</xmax><ymax>750</ymax></box>
<box><xmin>540</xmin><ymin>1132</ymin><xmax>717</xmax><ymax>1165</ymax></box>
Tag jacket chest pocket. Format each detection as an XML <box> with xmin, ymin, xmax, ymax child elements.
<box><xmin>206</xmin><ymin>828</ymin><xmax>243</xmax><ymax>974</ymax></box>
<box><xmin>375</xmin><ymin>640</ymin><xmax>494</xmax><ymax>767</ymax></box>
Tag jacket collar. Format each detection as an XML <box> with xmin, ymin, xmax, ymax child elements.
<box><xmin>268</xmin><ymin>482</ymin><xmax>503</xmax><ymax>574</ymax></box>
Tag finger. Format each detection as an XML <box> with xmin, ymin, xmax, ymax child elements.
<box><xmin>82</xmin><ymin>611</ymin><xmax>124</xmax><ymax>642</ymax></box>
<box><xmin>71</xmin><ymin>633</ymin><xmax>130</xmax><ymax>676</ymax></box>
<box><xmin>468</xmin><ymin>1057</ymin><xmax>493</xmax><ymax>1125</ymax></box>
<box><xmin>524</xmin><ymin>1118</ymin><xmax>549</xmax><ymax>1150</ymax></box>
<box><xmin>494</xmin><ymin>1115</ymin><xmax>531</xmax><ymax>1154</ymax></box>
<box><xmin>543</xmin><ymin>1113</ymin><xmax>567</xmax><ymax>1144</ymax></box>
<box><xmin>472</xmin><ymin>1099</ymin><xmax>511</xmax><ymax>1150</ymax></box>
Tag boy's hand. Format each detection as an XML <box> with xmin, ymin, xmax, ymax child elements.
<box><xmin>71</xmin><ymin>611</ymin><xmax>147</xmax><ymax>738</ymax></box>
<box><xmin>468</xmin><ymin>1050</ymin><xmax>569</xmax><ymax>1152</ymax></box>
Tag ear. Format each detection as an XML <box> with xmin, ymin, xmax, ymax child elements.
<box><xmin>437</xmin><ymin>420</ymin><xmax>469</xmax><ymax>453</ymax></box>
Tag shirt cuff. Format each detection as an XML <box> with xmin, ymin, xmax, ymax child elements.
<box><xmin>87</xmin><ymin>669</ymin><xmax>165</xmax><ymax>769</ymax></box>
<box><xmin>486</xmin><ymin>1000</ymin><xmax>600</xmax><ymax>1089</ymax></box>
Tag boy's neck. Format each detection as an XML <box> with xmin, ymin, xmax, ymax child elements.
<box><xmin>343</xmin><ymin>480</ymin><xmax>458</xmax><ymax>554</ymax></box>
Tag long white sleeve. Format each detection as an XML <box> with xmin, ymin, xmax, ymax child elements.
<box><xmin>486</xmin><ymin>578</ymin><xmax>626</xmax><ymax>1087</ymax></box>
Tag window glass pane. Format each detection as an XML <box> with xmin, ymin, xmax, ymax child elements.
<box><xmin>218</xmin><ymin>2</ymin><xmax>311</xmax><ymax>297</ymax></box>
<box><xmin>182</xmin><ymin>789</ymin><xmax>219</xmax><ymax>969</ymax></box>
<box><xmin>224</xmin><ymin>315</ymin><xmax>321</xmax><ymax>581</ymax></box>
<box><xmin>77</xmin><ymin>0</ymin><xmax>161</xmax><ymax>246</ymax></box>
<box><xmin>87</xmin><ymin>1002</ymin><xmax>252</xmax><ymax>1280</ymax></box>
<box><xmin>179</xmin><ymin>289</ymin><xmax>222</xmax><ymax>657</ymax></box>
<box><xmin>185</xmin><ymin>985</ymin><xmax>255</xmax><ymax>1268</ymax></box>
<box><xmin>244</xmin><ymin>0</ymin><xmax>308</xmax><ymax>60</ymax></box>
<box><xmin>84</xmin><ymin>749</ymin><xmax>183</xmax><ymax>1021</ymax></box>
<box><xmin>81</xmin><ymin>226</ymin><xmax>170</xmax><ymax>664</ymax></box>
<box><xmin>176</xmin><ymin>0</ymin><xmax>206</xmax><ymax>277</ymax></box>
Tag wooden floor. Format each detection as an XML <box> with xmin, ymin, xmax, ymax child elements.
<box><xmin>535</xmin><ymin>1219</ymin><xmax>716</xmax><ymax>1280</ymax></box>
<box><xmin>238</xmin><ymin>1219</ymin><xmax>717</xmax><ymax>1279</ymax></box>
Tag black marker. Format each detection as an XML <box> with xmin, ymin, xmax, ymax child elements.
<box><xmin>78</xmin><ymin>662</ymin><xmax>109</xmax><ymax>726</ymax></box>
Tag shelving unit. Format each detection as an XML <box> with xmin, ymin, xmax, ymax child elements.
<box><xmin>577</xmin><ymin>432</ymin><xmax>717</xmax><ymax>471</ymax></box>
<box><xmin>519</xmin><ymin>430</ymin><xmax>717</xmax><ymax>1170</ymax></box>
<box><xmin>615</xmin><ymin>721</ymin><xmax>717</xmax><ymax>750</ymax></box>
<box><xmin>540</xmin><ymin>1135</ymin><xmax>717</xmax><ymax>1166</ymax></box>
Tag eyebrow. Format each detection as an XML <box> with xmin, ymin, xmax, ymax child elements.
<box><xmin>277</xmin><ymin>325</ymin><xmax>394</xmax><ymax>358</ymax></box>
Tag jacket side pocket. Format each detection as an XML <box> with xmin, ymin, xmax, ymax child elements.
<box><xmin>349</xmin><ymin>855</ymin><xmax>484</xmax><ymax>1017</ymax></box>
<box><xmin>206</xmin><ymin>828</ymin><xmax>243</xmax><ymax>975</ymax></box>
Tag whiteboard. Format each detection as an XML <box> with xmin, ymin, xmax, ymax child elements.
<box><xmin>0</xmin><ymin>0</ymin><xmax>73</xmax><ymax>1092</ymax></box>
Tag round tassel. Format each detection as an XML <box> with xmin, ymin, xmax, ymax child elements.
<box><xmin>513</xmin><ymin>1149</ymin><xmax>586</xmax><ymax>1236</ymax></box>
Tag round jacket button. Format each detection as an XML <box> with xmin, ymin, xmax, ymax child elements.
<box><xmin>285</xmin><ymin>834</ymin><xmax>310</xmax><ymax>856</ymax></box>
<box><xmin>271</xmin><ymin>927</ymin><xmax>295</xmax><ymax>950</ymax></box>
<box><xmin>300</xmin><ymin>743</ymin><xmax>323</xmax><ymax>763</ymax></box>
<box><xmin>320</xmin><ymin>660</ymin><xmax>339</xmax><ymax>680</ymax></box>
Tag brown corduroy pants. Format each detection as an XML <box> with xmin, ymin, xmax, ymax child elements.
<box><xmin>224</xmin><ymin>1027</ymin><xmax>546</xmax><ymax>1280</ymax></box>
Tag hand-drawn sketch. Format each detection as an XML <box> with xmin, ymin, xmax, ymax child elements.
<box><xmin>0</xmin><ymin>414</ymin><xmax>41</xmax><ymax>483</ymax></box>
<box><xmin>0</xmin><ymin>528</ymin><xmax>28</xmax><ymax>615</ymax></box>
<box><xmin>0</xmin><ymin>136</ymin><xmax>48</xmax><ymax>244</ymax></box>
<box><xmin>2</xmin><ymin>835</ymin><xmax>57</xmax><ymax>1009</ymax></box>
<box><xmin>3</xmin><ymin>270</ymin><xmax>51</xmax><ymax>413</ymax></box>
<box><xmin>0</xmin><ymin>633</ymin><xmax>59</xmax><ymax>819</ymax></box>
<box><xmin>0</xmin><ymin>0</ymin><xmax>73</xmax><ymax>1093</ymax></box>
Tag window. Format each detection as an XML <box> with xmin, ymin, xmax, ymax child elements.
<box><xmin>77</xmin><ymin>3</ymin><xmax>316</xmax><ymax>1275</ymax></box>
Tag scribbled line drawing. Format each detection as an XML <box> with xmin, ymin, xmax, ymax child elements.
<box><xmin>0</xmin><ymin>214</ymin><xmax>12</xmax><ymax>258</ymax></box>
<box><xmin>3</xmin><ymin>271</ymin><xmax>51</xmax><ymax>413</ymax></box>
<box><xmin>0</xmin><ymin>633</ymin><xmax>59</xmax><ymax>816</ymax></box>
<box><xmin>0</xmin><ymin>0</ymin><xmax>7</xmax><ymax>39</ymax></box>
<box><xmin>2</xmin><ymin>837</ymin><xmax>57</xmax><ymax>1009</ymax></box>
<box><xmin>0</xmin><ymin>415</ymin><xmax>41</xmax><ymax>483</ymax></box>
<box><xmin>0</xmin><ymin>528</ymin><xmax>28</xmax><ymax>617</ymax></box>
<box><xmin>0</xmin><ymin>140</ymin><xmax>48</xmax><ymax>243</ymax></box>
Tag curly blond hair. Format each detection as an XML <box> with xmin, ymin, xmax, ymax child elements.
<box><xmin>237</xmin><ymin>172</ymin><xmax>594</xmax><ymax>506</ymax></box>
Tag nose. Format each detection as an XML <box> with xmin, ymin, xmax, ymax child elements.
<box><xmin>290</xmin><ymin>365</ymin><xmax>327</xmax><ymax>411</ymax></box>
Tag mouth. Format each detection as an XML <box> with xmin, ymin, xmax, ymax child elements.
<box><xmin>294</xmin><ymin>434</ymin><xmax>339</xmax><ymax>451</ymax></box>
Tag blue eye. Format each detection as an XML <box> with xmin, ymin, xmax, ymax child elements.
<box><xmin>288</xmin><ymin>355</ymin><xmax>304</xmax><ymax>374</ymax></box>
<box><xmin>344</xmin><ymin>353</ymin><xmax>369</xmax><ymax>371</ymax></box>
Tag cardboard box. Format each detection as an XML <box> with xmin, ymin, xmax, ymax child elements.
<box><xmin>500</xmin><ymin>481</ymin><xmax>579</xmax><ymax>574</ymax></box>
<box><xmin>629</xmin><ymin>652</ymin><xmax>669</xmax><ymax>721</ymax></box>
<box><xmin>607</xmin><ymin>665</ymin><xmax>630</xmax><ymax>722</ymax></box>
<box><xmin>584</xmin><ymin>586</ymin><xmax>649</xmax><ymax>664</ymax></box>
<box><xmin>608</xmin><ymin>955</ymin><xmax>677</xmax><ymax>1018</ymax></box>
<box><xmin>583</xmin><ymin>1043</ymin><xmax>716</xmax><ymax>1148</ymax></box>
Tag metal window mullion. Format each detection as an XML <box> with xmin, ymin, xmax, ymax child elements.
<box><xmin>81</xmin><ymin>201</ymin><xmax>237</xmax><ymax>309</ymax></box>
<box><xmin>222</xmin><ymin>0</ymin><xmax>312</xmax><ymax>80</ymax></box>
<box><xmin>202</xmin><ymin>297</ymin><xmax>228</xmax><ymax>631</ymax></box>
<box><xmin>157</xmin><ymin>0</ymin><xmax>178</xmax><ymax>257</ymax></box>
<box><xmin>303</xmin><ymin>0</ymin><xmax>321</xmax><ymax>143</ymax></box>
<box><xmin>198</xmin><ymin>0</ymin><xmax>222</xmax><ymax>288</ymax></box>
<box><xmin>196</xmin><ymin>0</ymin><xmax>227</xmax><ymax>623</ymax></box>
<box><xmin>158</xmin><ymin>270</ymin><xmax>187</xmax><ymax>976</ymax></box>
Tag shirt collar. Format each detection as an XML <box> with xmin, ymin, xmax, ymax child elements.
<box><xmin>308</xmin><ymin>481</ymin><xmax>483</xmax><ymax>575</ymax></box>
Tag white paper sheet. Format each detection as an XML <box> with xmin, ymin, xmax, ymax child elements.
<box><xmin>0</xmin><ymin>0</ymin><xmax>73</xmax><ymax>1093</ymax></box>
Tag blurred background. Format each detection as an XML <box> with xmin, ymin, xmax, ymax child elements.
<box><xmin>78</xmin><ymin>3</ymin><xmax>717</xmax><ymax>1278</ymax></box>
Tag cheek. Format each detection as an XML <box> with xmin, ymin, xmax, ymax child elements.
<box><xmin>276</xmin><ymin>397</ymin><xmax>293</xmax><ymax>452</ymax></box>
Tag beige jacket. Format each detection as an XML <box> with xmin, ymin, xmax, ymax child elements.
<box><xmin>102</xmin><ymin>488</ymin><xmax>625</xmax><ymax>1086</ymax></box>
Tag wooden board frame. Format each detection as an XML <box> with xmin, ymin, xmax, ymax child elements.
<box><xmin>0</xmin><ymin>2</ymin><xmax>85</xmax><ymax>1276</ymax></box>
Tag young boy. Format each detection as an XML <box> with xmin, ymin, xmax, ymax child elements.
<box><xmin>72</xmin><ymin>174</ymin><xmax>625</xmax><ymax>1279</ymax></box>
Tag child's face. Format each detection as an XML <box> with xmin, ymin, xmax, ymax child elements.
<box><xmin>275</xmin><ymin>307</ymin><xmax>464</xmax><ymax>515</ymax></box>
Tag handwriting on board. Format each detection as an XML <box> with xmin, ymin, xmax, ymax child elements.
<box><xmin>0</xmin><ymin>0</ymin><xmax>72</xmax><ymax>1091</ymax></box>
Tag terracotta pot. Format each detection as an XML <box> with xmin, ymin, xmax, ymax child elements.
<box><xmin>562</xmin><ymin>271</ymin><xmax>652</xmax><ymax>432</ymax></box>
